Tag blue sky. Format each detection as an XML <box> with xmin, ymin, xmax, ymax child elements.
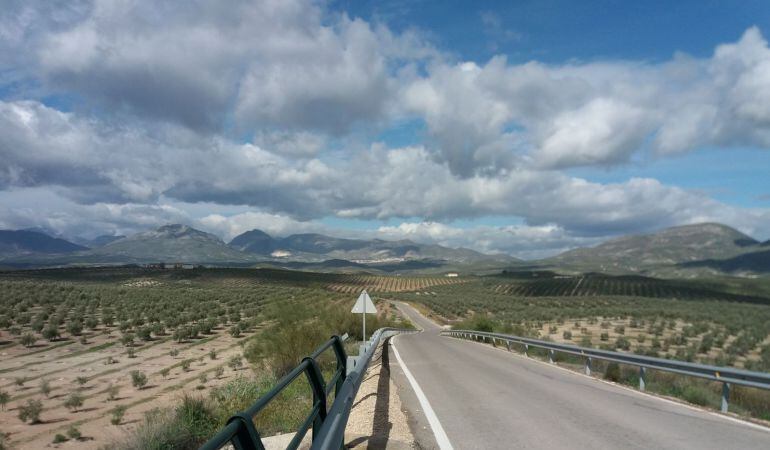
<box><xmin>341</xmin><ymin>0</ymin><xmax>770</xmax><ymax>209</ymax></box>
<box><xmin>336</xmin><ymin>0</ymin><xmax>770</xmax><ymax>62</ymax></box>
<box><xmin>1</xmin><ymin>1</ymin><xmax>770</xmax><ymax>258</ymax></box>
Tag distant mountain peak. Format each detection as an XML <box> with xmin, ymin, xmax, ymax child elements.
<box><xmin>156</xmin><ymin>223</ymin><xmax>195</xmax><ymax>236</ymax></box>
<box><xmin>0</xmin><ymin>229</ymin><xmax>87</xmax><ymax>256</ymax></box>
<box><xmin>550</xmin><ymin>222</ymin><xmax>763</xmax><ymax>275</ymax></box>
<box><xmin>229</xmin><ymin>229</ymin><xmax>274</xmax><ymax>254</ymax></box>
<box><xmin>87</xmin><ymin>223</ymin><xmax>245</xmax><ymax>263</ymax></box>
<box><xmin>228</xmin><ymin>228</ymin><xmax>517</xmax><ymax>265</ymax></box>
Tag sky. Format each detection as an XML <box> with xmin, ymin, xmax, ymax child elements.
<box><xmin>1</xmin><ymin>0</ymin><xmax>770</xmax><ymax>259</ymax></box>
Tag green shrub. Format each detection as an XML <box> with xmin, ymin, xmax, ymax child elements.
<box><xmin>40</xmin><ymin>379</ymin><xmax>51</xmax><ymax>397</ymax></box>
<box><xmin>680</xmin><ymin>385</ymin><xmax>714</xmax><ymax>407</ymax></box>
<box><xmin>111</xmin><ymin>405</ymin><xmax>127</xmax><ymax>425</ymax></box>
<box><xmin>64</xmin><ymin>392</ymin><xmax>84</xmax><ymax>412</ymax></box>
<box><xmin>20</xmin><ymin>332</ymin><xmax>36</xmax><ymax>348</ymax></box>
<box><xmin>67</xmin><ymin>425</ymin><xmax>82</xmax><ymax>440</ymax></box>
<box><xmin>604</xmin><ymin>362</ymin><xmax>621</xmax><ymax>382</ymax></box>
<box><xmin>18</xmin><ymin>399</ymin><xmax>43</xmax><ymax>423</ymax></box>
<box><xmin>176</xmin><ymin>394</ymin><xmax>217</xmax><ymax>440</ymax></box>
<box><xmin>209</xmin><ymin>375</ymin><xmax>310</xmax><ymax>437</ymax></box>
<box><xmin>0</xmin><ymin>391</ymin><xmax>9</xmax><ymax>410</ymax></box>
<box><xmin>112</xmin><ymin>396</ymin><xmax>216</xmax><ymax>449</ymax></box>
<box><xmin>227</xmin><ymin>355</ymin><xmax>243</xmax><ymax>371</ymax></box>
<box><xmin>66</xmin><ymin>320</ymin><xmax>83</xmax><ymax>336</ymax></box>
<box><xmin>130</xmin><ymin>371</ymin><xmax>148</xmax><ymax>390</ymax></box>
<box><xmin>53</xmin><ymin>433</ymin><xmax>68</xmax><ymax>443</ymax></box>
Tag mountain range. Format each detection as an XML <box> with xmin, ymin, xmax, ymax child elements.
<box><xmin>0</xmin><ymin>224</ymin><xmax>513</xmax><ymax>270</ymax></box>
<box><xmin>0</xmin><ymin>222</ymin><xmax>768</xmax><ymax>276</ymax></box>
<box><xmin>229</xmin><ymin>230</ymin><xmax>509</xmax><ymax>264</ymax></box>
<box><xmin>544</xmin><ymin>223</ymin><xmax>769</xmax><ymax>277</ymax></box>
<box><xmin>0</xmin><ymin>230</ymin><xmax>87</xmax><ymax>256</ymax></box>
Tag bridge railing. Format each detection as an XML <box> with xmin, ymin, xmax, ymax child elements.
<box><xmin>200</xmin><ymin>327</ymin><xmax>416</xmax><ymax>450</ymax></box>
<box><xmin>443</xmin><ymin>329</ymin><xmax>770</xmax><ymax>413</ymax></box>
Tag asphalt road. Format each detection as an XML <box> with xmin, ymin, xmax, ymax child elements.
<box><xmin>391</xmin><ymin>302</ymin><xmax>770</xmax><ymax>450</ymax></box>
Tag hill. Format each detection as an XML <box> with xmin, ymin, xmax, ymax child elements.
<box><xmin>77</xmin><ymin>234</ymin><xmax>126</xmax><ymax>248</ymax></box>
<box><xmin>679</xmin><ymin>249</ymin><xmax>770</xmax><ymax>274</ymax></box>
<box><xmin>545</xmin><ymin>223</ymin><xmax>767</xmax><ymax>276</ymax></box>
<box><xmin>86</xmin><ymin>224</ymin><xmax>252</xmax><ymax>263</ymax></box>
<box><xmin>229</xmin><ymin>229</ymin><xmax>517</xmax><ymax>265</ymax></box>
<box><xmin>0</xmin><ymin>230</ymin><xmax>87</xmax><ymax>258</ymax></box>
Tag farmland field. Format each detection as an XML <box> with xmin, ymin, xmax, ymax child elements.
<box><xmin>0</xmin><ymin>267</ymin><xmax>410</xmax><ymax>449</ymax></box>
<box><xmin>3</xmin><ymin>266</ymin><xmax>770</xmax><ymax>447</ymax></box>
<box><xmin>389</xmin><ymin>271</ymin><xmax>770</xmax><ymax>420</ymax></box>
<box><xmin>390</xmin><ymin>271</ymin><xmax>770</xmax><ymax>371</ymax></box>
<box><xmin>326</xmin><ymin>273</ymin><xmax>466</xmax><ymax>294</ymax></box>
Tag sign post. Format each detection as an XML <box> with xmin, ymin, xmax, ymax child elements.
<box><xmin>351</xmin><ymin>290</ymin><xmax>376</xmax><ymax>341</ymax></box>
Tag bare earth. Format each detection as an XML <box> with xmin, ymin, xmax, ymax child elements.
<box><xmin>0</xmin><ymin>327</ymin><xmax>250</xmax><ymax>449</ymax></box>
<box><xmin>346</xmin><ymin>338</ymin><xmax>415</xmax><ymax>449</ymax></box>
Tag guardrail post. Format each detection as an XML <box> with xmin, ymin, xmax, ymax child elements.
<box><xmin>721</xmin><ymin>382</ymin><xmax>730</xmax><ymax>413</ymax></box>
<box><xmin>585</xmin><ymin>357</ymin><xmax>592</xmax><ymax>376</ymax></box>
<box><xmin>227</xmin><ymin>413</ymin><xmax>265</xmax><ymax>450</ymax></box>
<box><xmin>303</xmin><ymin>358</ymin><xmax>328</xmax><ymax>441</ymax></box>
<box><xmin>639</xmin><ymin>366</ymin><xmax>646</xmax><ymax>391</ymax></box>
<box><xmin>331</xmin><ymin>336</ymin><xmax>347</xmax><ymax>396</ymax></box>
<box><xmin>506</xmin><ymin>340</ymin><xmax>511</xmax><ymax>351</ymax></box>
<box><xmin>548</xmin><ymin>349</ymin><xmax>554</xmax><ymax>364</ymax></box>
<box><xmin>524</xmin><ymin>344</ymin><xmax>529</xmax><ymax>357</ymax></box>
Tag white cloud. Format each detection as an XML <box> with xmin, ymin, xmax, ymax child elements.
<box><xmin>0</xmin><ymin>188</ymin><xmax>189</xmax><ymax>239</ymax></box>
<box><xmin>197</xmin><ymin>212</ymin><xmax>326</xmax><ymax>241</ymax></box>
<box><xmin>27</xmin><ymin>0</ymin><xmax>434</xmax><ymax>135</ymax></box>
<box><xmin>403</xmin><ymin>27</ymin><xmax>770</xmax><ymax>173</ymax></box>
<box><xmin>3</xmin><ymin>4</ymin><xmax>770</xmax><ymax>255</ymax></box>
<box><xmin>3</xmin><ymin>98</ymin><xmax>769</xmax><ymax>244</ymax></box>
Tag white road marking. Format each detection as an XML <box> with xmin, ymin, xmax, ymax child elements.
<box><xmin>391</xmin><ymin>335</ymin><xmax>454</xmax><ymax>450</ymax></box>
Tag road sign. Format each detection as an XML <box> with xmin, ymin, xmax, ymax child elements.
<box><xmin>351</xmin><ymin>290</ymin><xmax>376</xmax><ymax>314</ymax></box>
<box><xmin>352</xmin><ymin>290</ymin><xmax>376</xmax><ymax>342</ymax></box>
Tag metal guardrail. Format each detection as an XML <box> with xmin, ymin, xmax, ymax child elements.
<box><xmin>199</xmin><ymin>327</ymin><xmax>416</xmax><ymax>450</ymax></box>
<box><xmin>443</xmin><ymin>329</ymin><xmax>770</xmax><ymax>413</ymax></box>
<box><xmin>310</xmin><ymin>327</ymin><xmax>418</xmax><ymax>450</ymax></box>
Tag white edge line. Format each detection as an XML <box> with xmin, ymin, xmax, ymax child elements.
<box><xmin>391</xmin><ymin>335</ymin><xmax>454</xmax><ymax>450</ymax></box>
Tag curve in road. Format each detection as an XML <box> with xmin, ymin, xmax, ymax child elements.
<box><xmin>391</xmin><ymin>302</ymin><xmax>770</xmax><ymax>450</ymax></box>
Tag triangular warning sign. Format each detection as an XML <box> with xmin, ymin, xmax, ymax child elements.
<box><xmin>351</xmin><ymin>290</ymin><xmax>376</xmax><ymax>314</ymax></box>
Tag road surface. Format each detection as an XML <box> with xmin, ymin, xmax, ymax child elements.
<box><xmin>391</xmin><ymin>302</ymin><xmax>770</xmax><ymax>449</ymax></box>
